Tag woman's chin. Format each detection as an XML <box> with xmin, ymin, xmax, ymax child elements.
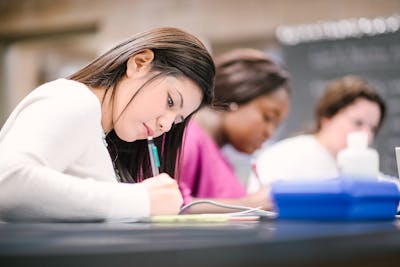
<box><xmin>236</xmin><ymin>145</ymin><xmax>255</xmax><ymax>155</ymax></box>
<box><xmin>115</xmin><ymin>130</ymin><xmax>138</xmax><ymax>142</ymax></box>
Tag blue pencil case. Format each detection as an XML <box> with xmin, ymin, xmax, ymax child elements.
<box><xmin>271</xmin><ymin>177</ymin><xmax>400</xmax><ymax>220</ymax></box>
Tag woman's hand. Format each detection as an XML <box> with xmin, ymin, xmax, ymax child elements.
<box><xmin>242</xmin><ymin>185</ymin><xmax>274</xmax><ymax>211</ymax></box>
<box><xmin>141</xmin><ymin>173</ymin><xmax>183</xmax><ymax>216</ymax></box>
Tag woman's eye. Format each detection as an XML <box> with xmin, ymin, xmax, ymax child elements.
<box><xmin>167</xmin><ymin>95</ymin><xmax>174</xmax><ymax>107</ymax></box>
<box><xmin>353</xmin><ymin>119</ymin><xmax>364</xmax><ymax>127</ymax></box>
<box><xmin>264</xmin><ymin>114</ymin><xmax>272</xmax><ymax>122</ymax></box>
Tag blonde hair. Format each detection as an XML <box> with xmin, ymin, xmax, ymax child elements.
<box><xmin>314</xmin><ymin>75</ymin><xmax>386</xmax><ymax>133</ymax></box>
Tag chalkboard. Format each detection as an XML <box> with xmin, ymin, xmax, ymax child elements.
<box><xmin>278</xmin><ymin>19</ymin><xmax>400</xmax><ymax>176</ymax></box>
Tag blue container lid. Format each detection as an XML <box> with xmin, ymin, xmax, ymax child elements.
<box><xmin>271</xmin><ymin>177</ymin><xmax>400</xmax><ymax>220</ymax></box>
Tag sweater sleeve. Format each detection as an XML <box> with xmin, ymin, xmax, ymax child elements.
<box><xmin>0</xmin><ymin>82</ymin><xmax>149</xmax><ymax>222</ymax></box>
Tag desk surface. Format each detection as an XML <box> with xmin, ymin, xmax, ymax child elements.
<box><xmin>1</xmin><ymin>219</ymin><xmax>400</xmax><ymax>267</ymax></box>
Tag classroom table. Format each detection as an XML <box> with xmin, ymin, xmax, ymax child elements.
<box><xmin>1</xmin><ymin>218</ymin><xmax>400</xmax><ymax>267</ymax></box>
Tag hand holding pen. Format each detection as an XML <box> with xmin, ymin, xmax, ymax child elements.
<box><xmin>144</xmin><ymin>136</ymin><xmax>183</xmax><ymax>215</ymax></box>
<box><xmin>251</xmin><ymin>159</ymin><xmax>263</xmax><ymax>187</ymax></box>
<box><xmin>248</xmin><ymin>159</ymin><xmax>274</xmax><ymax>210</ymax></box>
<box><xmin>142</xmin><ymin>173</ymin><xmax>183</xmax><ymax>215</ymax></box>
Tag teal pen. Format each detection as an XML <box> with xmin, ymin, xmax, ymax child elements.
<box><xmin>147</xmin><ymin>136</ymin><xmax>160</xmax><ymax>176</ymax></box>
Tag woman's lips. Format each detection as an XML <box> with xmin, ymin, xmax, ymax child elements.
<box><xmin>143</xmin><ymin>123</ymin><xmax>154</xmax><ymax>136</ymax></box>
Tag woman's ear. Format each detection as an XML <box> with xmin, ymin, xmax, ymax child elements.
<box><xmin>126</xmin><ymin>49</ymin><xmax>154</xmax><ymax>77</ymax></box>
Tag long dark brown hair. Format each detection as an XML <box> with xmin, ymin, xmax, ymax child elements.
<box><xmin>69</xmin><ymin>27</ymin><xmax>215</xmax><ymax>183</ymax></box>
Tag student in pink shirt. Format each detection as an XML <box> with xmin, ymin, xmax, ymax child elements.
<box><xmin>179</xmin><ymin>49</ymin><xmax>291</xmax><ymax>213</ymax></box>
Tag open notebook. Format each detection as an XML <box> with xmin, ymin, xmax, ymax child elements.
<box><xmin>112</xmin><ymin>201</ymin><xmax>277</xmax><ymax>223</ymax></box>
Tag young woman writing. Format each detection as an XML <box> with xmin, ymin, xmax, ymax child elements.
<box><xmin>0</xmin><ymin>27</ymin><xmax>215</xmax><ymax>222</ymax></box>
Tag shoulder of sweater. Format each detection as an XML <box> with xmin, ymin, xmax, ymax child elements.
<box><xmin>35</xmin><ymin>78</ymin><xmax>98</xmax><ymax>102</ymax></box>
<box><xmin>185</xmin><ymin>120</ymin><xmax>219</xmax><ymax>152</ymax></box>
<box><xmin>32</xmin><ymin>79</ymin><xmax>101</xmax><ymax>116</ymax></box>
<box><xmin>269</xmin><ymin>135</ymin><xmax>314</xmax><ymax>149</ymax></box>
<box><xmin>258</xmin><ymin>135</ymin><xmax>316</xmax><ymax>159</ymax></box>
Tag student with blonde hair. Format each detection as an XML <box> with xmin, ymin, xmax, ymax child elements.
<box><xmin>248</xmin><ymin>75</ymin><xmax>387</xmax><ymax>193</ymax></box>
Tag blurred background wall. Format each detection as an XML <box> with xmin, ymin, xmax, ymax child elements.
<box><xmin>1</xmin><ymin>0</ymin><xmax>399</xmax><ymax>176</ymax></box>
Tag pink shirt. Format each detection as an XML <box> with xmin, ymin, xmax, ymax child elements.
<box><xmin>179</xmin><ymin>121</ymin><xmax>246</xmax><ymax>204</ymax></box>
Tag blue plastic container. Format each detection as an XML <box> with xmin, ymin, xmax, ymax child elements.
<box><xmin>271</xmin><ymin>177</ymin><xmax>400</xmax><ymax>220</ymax></box>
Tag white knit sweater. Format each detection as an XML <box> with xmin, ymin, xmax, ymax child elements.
<box><xmin>0</xmin><ymin>79</ymin><xmax>149</xmax><ymax>222</ymax></box>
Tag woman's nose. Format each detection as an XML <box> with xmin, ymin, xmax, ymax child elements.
<box><xmin>158</xmin><ymin>119</ymin><xmax>172</xmax><ymax>133</ymax></box>
<box><xmin>263</xmin><ymin>123</ymin><xmax>275</xmax><ymax>140</ymax></box>
<box><xmin>158</xmin><ymin>113</ymin><xmax>175</xmax><ymax>133</ymax></box>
